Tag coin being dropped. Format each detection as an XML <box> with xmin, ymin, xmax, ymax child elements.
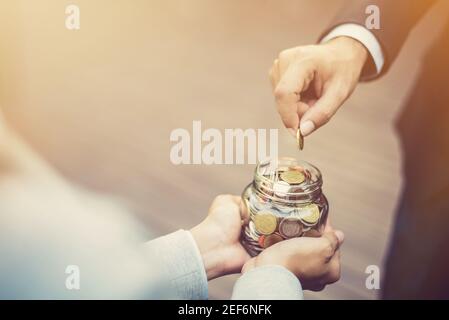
<box><xmin>297</xmin><ymin>128</ymin><xmax>304</xmax><ymax>150</ymax></box>
<box><xmin>262</xmin><ymin>234</ymin><xmax>283</xmax><ymax>248</ymax></box>
<box><xmin>279</xmin><ymin>217</ymin><xmax>303</xmax><ymax>238</ymax></box>
<box><xmin>253</xmin><ymin>211</ymin><xmax>278</xmax><ymax>235</ymax></box>
<box><xmin>298</xmin><ymin>204</ymin><xmax>321</xmax><ymax>225</ymax></box>
<box><xmin>280</xmin><ymin>170</ymin><xmax>305</xmax><ymax>184</ymax></box>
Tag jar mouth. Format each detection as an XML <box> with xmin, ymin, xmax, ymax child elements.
<box><xmin>253</xmin><ymin>157</ymin><xmax>323</xmax><ymax>203</ymax></box>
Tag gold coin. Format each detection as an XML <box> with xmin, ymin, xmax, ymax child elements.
<box><xmin>280</xmin><ymin>170</ymin><xmax>305</xmax><ymax>185</ymax></box>
<box><xmin>298</xmin><ymin>204</ymin><xmax>320</xmax><ymax>225</ymax></box>
<box><xmin>253</xmin><ymin>211</ymin><xmax>278</xmax><ymax>235</ymax></box>
<box><xmin>262</xmin><ymin>234</ymin><xmax>283</xmax><ymax>248</ymax></box>
<box><xmin>297</xmin><ymin>128</ymin><xmax>304</xmax><ymax>150</ymax></box>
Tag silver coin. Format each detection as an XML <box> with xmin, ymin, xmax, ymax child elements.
<box><xmin>279</xmin><ymin>217</ymin><xmax>303</xmax><ymax>238</ymax></box>
<box><xmin>273</xmin><ymin>181</ymin><xmax>291</xmax><ymax>197</ymax></box>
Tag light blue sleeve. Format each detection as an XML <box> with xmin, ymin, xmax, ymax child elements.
<box><xmin>231</xmin><ymin>265</ymin><xmax>304</xmax><ymax>300</ymax></box>
<box><xmin>144</xmin><ymin>230</ymin><xmax>208</xmax><ymax>300</ymax></box>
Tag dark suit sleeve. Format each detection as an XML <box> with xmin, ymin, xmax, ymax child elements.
<box><xmin>322</xmin><ymin>0</ymin><xmax>436</xmax><ymax>79</ymax></box>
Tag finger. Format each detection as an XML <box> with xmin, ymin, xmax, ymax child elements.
<box><xmin>334</xmin><ymin>229</ymin><xmax>345</xmax><ymax>245</ymax></box>
<box><xmin>300</xmin><ymin>82</ymin><xmax>346</xmax><ymax>136</ymax></box>
<box><xmin>210</xmin><ymin>194</ymin><xmax>239</xmax><ymax>211</ymax></box>
<box><xmin>269</xmin><ymin>59</ymin><xmax>280</xmax><ymax>90</ymax></box>
<box><xmin>277</xmin><ymin>50</ymin><xmax>291</xmax><ymax>76</ymax></box>
<box><xmin>277</xmin><ymin>59</ymin><xmax>315</xmax><ymax>98</ymax></box>
<box><xmin>241</xmin><ymin>258</ymin><xmax>257</xmax><ymax>273</ymax></box>
<box><xmin>323</xmin><ymin>221</ymin><xmax>343</xmax><ymax>245</ymax></box>
<box><xmin>240</xmin><ymin>198</ymin><xmax>250</xmax><ymax>224</ymax></box>
<box><xmin>297</xmin><ymin>101</ymin><xmax>310</xmax><ymax>122</ymax></box>
<box><xmin>324</xmin><ymin>251</ymin><xmax>342</xmax><ymax>284</ymax></box>
<box><xmin>231</xmin><ymin>195</ymin><xmax>242</xmax><ymax>205</ymax></box>
<box><xmin>321</xmin><ymin>231</ymin><xmax>340</xmax><ymax>258</ymax></box>
<box><xmin>274</xmin><ymin>60</ymin><xmax>315</xmax><ymax>130</ymax></box>
<box><xmin>306</xmin><ymin>282</ymin><xmax>326</xmax><ymax>292</ymax></box>
<box><xmin>303</xmin><ymin>229</ymin><xmax>321</xmax><ymax>238</ymax></box>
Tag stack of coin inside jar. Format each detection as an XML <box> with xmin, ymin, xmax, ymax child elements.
<box><xmin>241</xmin><ymin>157</ymin><xmax>328</xmax><ymax>257</ymax></box>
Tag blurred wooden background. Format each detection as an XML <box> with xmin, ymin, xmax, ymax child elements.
<box><xmin>1</xmin><ymin>0</ymin><xmax>448</xmax><ymax>299</ymax></box>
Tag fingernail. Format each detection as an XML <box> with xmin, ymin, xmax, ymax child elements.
<box><xmin>334</xmin><ymin>230</ymin><xmax>345</xmax><ymax>244</ymax></box>
<box><xmin>288</xmin><ymin>128</ymin><xmax>296</xmax><ymax>137</ymax></box>
<box><xmin>300</xmin><ymin>120</ymin><xmax>315</xmax><ymax>137</ymax></box>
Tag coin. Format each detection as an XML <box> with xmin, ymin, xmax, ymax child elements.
<box><xmin>258</xmin><ymin>235</ymin><xmax>265</xmax><ymax>248</ymax></box>
<box><xmin>247</xmin><ymin>221</ymin><xmax>261</xmax><ymax>240</ymax></box>
<box><xmin>273</xmin><ymin>181</ymin><xmax>291</xmax><ymax>197</ymax></box>
<box><xmin>262</xmin><ymin>234</ymin><xmax>283</xmax><ymax>248</ymax></box>
<box><xmin>241</xmin><ymin>236</ymin><xmax>261</xmax><ymax>257</ymax></box>
<box><xmin>249</xmin><ymin>193</ymin><xmax>265</xmax><ymax>211</ymax></box>
<box><xmin>297</xmin><ymin>128</ymin><xmax>304</xmax><ymax>150</ymax></box>
<box><xmin>298</xmin><ymin>204</ymin><xmax>321</xmax><ymax>225</ymax></box>
<box><xmin>280</xmin><ymin>170</ymin><xmax>305</xmax><ymax>184</ymax></box>
<box><xmin>279</xmin><ymin>217</ymin><xmax>303</xmax><ymax>238</ymax></box>
<box><xmin>253</xmin><ymin>211</ymin><xmax>278</xmax><ymax>235</ymax></box>
<box><xmin>244</xmin><ymin>226</ymin><xmax>253</xmax><ymax>240</ymax></box>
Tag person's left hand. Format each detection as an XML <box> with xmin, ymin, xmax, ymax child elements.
<box><xmin>190</xmin><ymin>195</ymin><xmax>250</xmax><ymax>280</ymax></box>
<box><xmin>241</xmin><ymin>220</ymin><xmax>344</xmax><ymax>291</ymax></box>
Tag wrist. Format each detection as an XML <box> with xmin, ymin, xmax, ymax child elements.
<box><xmin>242</xmin><ymin>253</ymin><xmax>292</xmax><ymax>276</ymax></box>
<box><xmin>325</xmin><ymin>36</ymin><xmax>368</xmax><ymax>74</ymax></box>
<box><xmin>190</xmin><ymin>221</ymin><xmax>226</xmax><ymax>280</ymax></box>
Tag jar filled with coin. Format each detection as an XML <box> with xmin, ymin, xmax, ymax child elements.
<box><xmin>241</xmin><ymin>157</ymin><xmax>329</xmax><ymax>256</ymax></box>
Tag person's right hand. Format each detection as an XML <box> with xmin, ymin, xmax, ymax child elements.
<box><xmin>269</xmin><ymin>37</ymin><xmax>368</xmax><ymax>137</ymax></box>
<box><xmin>242</xmin><ymin>223</ymin><xmax>344</xmax><ymax>291</ymax></box>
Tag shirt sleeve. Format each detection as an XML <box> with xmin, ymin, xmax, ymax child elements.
<box><xmin>320</xmin><ymin>23</ymin><xmax>385</xmax><ymax>78</ymax></box>
<box><xmin>231</xmin><ymin>265</ymin><xmax>304</xmax><ymax>300</ymax></box>
<box><xmin>143</xmin><ymin>230</ymin><xmax>208</xmax><ymax>300</ymax></box>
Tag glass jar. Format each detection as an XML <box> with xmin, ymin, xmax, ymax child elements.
<box><xmin>241</xmin><ymin>157</ymin><xmax>329</xmax><ymax>256</ymax></box>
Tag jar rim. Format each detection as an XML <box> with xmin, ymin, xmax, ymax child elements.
<box><xmin>253</xmin><ymin>157</ymin><xmax>323</xmax><ymax>203</ymax></box>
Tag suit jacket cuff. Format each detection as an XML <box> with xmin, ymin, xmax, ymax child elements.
<box><xmin>321</xmin><ymin>23</ymin><xmax>385</xmax><ymax>80</ymax></box>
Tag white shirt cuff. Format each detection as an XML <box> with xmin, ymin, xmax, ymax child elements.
<box><xmin>321</xmin><ymin>23</ymin><xmax>385</xmax><ymax>75</ymax></box>
<box><xmin>144</xmin><ymin>230</ymin><xmax>208</xmax><ymax>299</ymax></box>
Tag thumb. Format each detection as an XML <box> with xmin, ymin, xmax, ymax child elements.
<box><xmin>274</xmin><ymin>60</ymin><xmax>315</xmax><ymax>131</ymax></box>
<box><xmin>334</xmin><ymin>230</ymin><xmax>345</xmax><ymax>245</ymax></box>
<box><xmin>242</xmin><ymin>258</ymin><xmax>257</xmax><ymax>273</ymax></box>
<box><xmin>322</xmin><ymin>230</ymin><xmax>340</xmax><ymax>254</ymax></box>
<box><xmin>299</xmin><ymin>83</ymin><xmax>346</xmax><ymax>136</ymax></box>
